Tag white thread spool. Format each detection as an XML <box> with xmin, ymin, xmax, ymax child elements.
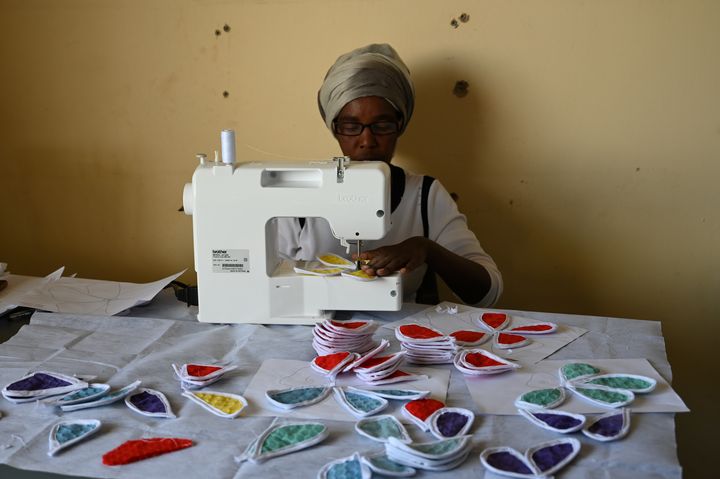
<box><xmin>221</xmin><ymin>129</ymin><xmax>236</xmax><ymax>164</ymax></box>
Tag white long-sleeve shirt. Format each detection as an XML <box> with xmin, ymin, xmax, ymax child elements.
<box><xmin>274</xmin><ymin>168</ymin><xmax>502</xmax><ymax>306</ymax></box>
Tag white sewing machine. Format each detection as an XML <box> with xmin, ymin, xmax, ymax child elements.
<box><xmin>182</xmin><ymin>131</ymin><xmax>403</xmax><ymax>325</ymax></box>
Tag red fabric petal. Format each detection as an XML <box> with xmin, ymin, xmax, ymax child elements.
<box><xmin>186</xmin><ymin>365</ymin><xmax>222</xmax><ymax>377</ymax></box>
<box><xmin>450</xmin><ymin>330</ymin><xmax>487</xmax><ymax>342</ymax></box>
<box><xmin>465</xmin><ymin>352</ymin><xmax>505</xmax><ymax>368</ymax></box>
<box><xmin>510</xmin><ymin>324</ymin><xmax>553</xmax><ymax>332</ymax></box>
<box><xmin>358</xmin><ymin>355</ymin><xmax>392</xmax><ymax>368</ymax></box>
<box><xmin>497</xmin><ymin>333</ymin><xmax>526</xmax><ymax>345</ymax></box>
<box><xmin>399</xmin><ymin>324</ymin><xmax>443</xmax><ymax>339</ymax></box>
<box><xmin>313</xmin><ymin>352</ymin><xmax>351</xmax><ymax>371</ymax></box>
<box><xmin>330</xmin><ymin>320</ymin><xmax>367</xmax><ymax>329</ymax></box>
<box><xmin>481</xmin><ymin>313</ymin><xmax>507</xmax><ymax>329</ymax></box>
<box><xmin>102</xmin><ymin>438</ymin><xmax>193</xmax><ymax>466</ymax></box>
<box><xmin>404</xmin><ymin>398</ymin><xmax>444</xmax><ymax>421</ymax></box>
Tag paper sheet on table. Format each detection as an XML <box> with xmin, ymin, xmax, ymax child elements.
<box><xmin>464</xmin><ymin>357</ymin><xmax>689</xmax><ymax>415</ymax></box>
<box><xmin>383</xmin><ymin>301</ymin><xmax>588</xmax><ymax>365</ymax></box>
<box><xmin>13</xmin><ymin>270</ymin><xmax>184</xmax><ymax>315</ymax></box>
<box><xmin>243</xmin><ymin>358</ymin><xmax>450</xmax><ymax>423</ymax></box>
<box><xmin>0</xmin><ymin>267</ymin><xmax>65</xmax><ymax>315</ymax></box>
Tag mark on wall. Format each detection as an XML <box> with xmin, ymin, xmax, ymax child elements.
<box><xmin>215</xmin><ymin>24</ymin><xmax>231</xmax><ymax>36</ymax></box>
<box><xmin>450</xmin><ymin>13</ymin><xmax>470</xmax><ymax>28</ymax></box>
<box><xmin>453</xmin><ymin>80</ymin><xmax>469</xmax><ymax>98</ymax></box>
<box><xmin>223</xmin><ymin>91</ymin><xmax>230</xmax><ymax>98</ymax></box>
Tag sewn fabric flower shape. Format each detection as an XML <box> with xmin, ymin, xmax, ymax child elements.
<box><xmin>182</xmin><ymin>390</ymin><xmax>248</xmax><ymax>418</ymax></box>
<box><xmin>401</xmin><ymin>398</ymin><xmax>445</xmax><ymax>431</ymax></box>
<box><xmin>427</xmin><ymin>407</ymin><xmax>475</xmax><ymax>439</ymax></box>
<box><xmin>473</xmin><ymin>312</ymin><xmax>558</xmax><ymax>351</ymax></box>
<box><xmin>361</xmin><ymin>451</ymin><xmax>416</xmax><ymax>477</ymax></box>
<box><xmin>559</xmin><ymin>363</ymin><xmax>656</xmax><ymax>408</ymax></box>
<box><xmin>334</xmin><ymin>387</ymin><xmax>388</xmax><ymax>417</ymax></box>
<box><xmin>48</xmin><ymin>419</ymin><xmax>101</xmax><ymax>456</ymax></box>
<box><xmin>125</xmin><ymin>388</ymin><xmax>175</xmax><ymax>418</ymax></box>
<box><xmin>318</xmin><ymin>452</ymin><xmax>371</xmax><ymax>479</ymax></box>
<box><xmin>265</xmin><ymin>386</ymin><xmax>331</xmax><ymax>410</ymax></box>
<box><xmin>480</xmin><ymin>438</ymin><xmax>581</xmax><ymax>478</ymax></box>
<box><xmin>385</xmin><ymin>435</ymin><xmax>473</xmax><ymax>471</ymax></box>
<box><xmin>355</xmin><ymin>415</ymin><xmax>412</xmax><ymax>443</ymax></box>
<box><xmin>242</xmin><ymin>422</ymin><xmax>328</xmax><ymax>464</ymax></box>
<box><xmin>582</xmin><ymin>408</ymin><xmax>631</xmax><ymax>442</ymax></box>
<box><xmin>518</xmin><ymin>363</ymin><xmax>656</xmax><ymax>411</ymax></box>
<box><xmin>3</xmin><ymin>371</ymin><xmax>88</xmax><ymax>403</ymax></box>
<box><xmin>396</xmin><ymin>324</ymin><xmax>457</xmax><ymax>364</ymax></box>
<box><xmin>48</xmin><ymin>383</ymin><xmax>110</xmax><ymax>406</ymax></box>
<box><xmin>60</xmin><ymin>380</ymin><xmax>141</xmax><ymax>412</ymax></box>
<box><xmin>102</xmin><ymin>438</ymin><xmax>193</xmax><ymax>466</ymax></box>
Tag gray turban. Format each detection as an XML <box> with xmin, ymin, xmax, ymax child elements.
<box><xmin>318</xmin><ymin>44</ymin><xmax>414</xmax><ymax>134</ymax></box>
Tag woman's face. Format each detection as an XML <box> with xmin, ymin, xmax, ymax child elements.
<box><xmin>333</xmin><ymin>96</ymin><xmax>401</xmax><ymax>164</ymax></box>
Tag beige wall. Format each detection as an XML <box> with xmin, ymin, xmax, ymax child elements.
<box><xmin>1</xmin><ymin>1</ymin><xmax>717</xmax><ymax>476</ymax></box>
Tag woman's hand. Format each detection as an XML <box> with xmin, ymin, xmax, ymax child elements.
<box><xmin>354</xmin><ymin>236</ymin><xmax>493</xmax><ymax>305</ymax></box>
<box><xmin>354</xmin><ymin>236</ymin><xmax>431</xmax><ymax>276</ymax></box>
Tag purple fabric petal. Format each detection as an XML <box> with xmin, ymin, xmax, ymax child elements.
<box><xmin>8</xmin><ymin>373</ymin><xmax>71</xmax><ymax>391</ymax></box>
<box><xmin>533</xmin><ymin>412</ymin><xmax>582</xmax><ymax>431</ymax></box>
<box><xmin>129</xmin><ymin>391</ymin><xmax>166</xmax><ymax>413</ymax></box>
<box><xmin>436</xmin><ymin>411</ymin><xmax>469</xmax><ymax>437</ymax></box>
<box><xmin>531</xmin><ymin>443</ymin><xmax>574</xmax><ymax>472</ymax></box>
<box><xmin>487</xmin><ymin>451</ymin><xmax>533</xmax><ymax>474</ymax></box>
<box><xmin>588</xmin><ymin>413</ymin><xmax>623</xmax><ymax>437</ymax></box>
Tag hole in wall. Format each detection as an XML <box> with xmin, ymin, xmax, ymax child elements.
<box><xmin>452</xmin><ymin>80</ymin><xmax>469</xmax><ymax>98</ymax></box>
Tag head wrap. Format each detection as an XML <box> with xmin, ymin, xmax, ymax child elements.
<box><xmin>318</xmin><ymin>43</ymin><xmax>415</xmax><ymax>134</ymax></box>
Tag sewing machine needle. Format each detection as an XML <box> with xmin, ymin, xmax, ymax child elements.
<box><xmin>356</xmin><ymin>240</ymin><xmax>362</xmax><ymax>269</ymax></box>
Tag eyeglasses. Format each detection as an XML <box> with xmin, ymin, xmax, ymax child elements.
<box><xmin>333</xmin><ymin>120</ymin><xmax>400</xmax><ymax>136</ymax></box>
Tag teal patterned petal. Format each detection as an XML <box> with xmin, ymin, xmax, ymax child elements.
<box><xmin>569</xmin><ymin>384</ymin><xmax>635</xmax><ymax>408</ymax></box>
<box><xmin>411</xmin><ymin>437</ymin><xmax>464</xmax><ymax>455</ymax></box>
<box><xmin>516</xmin><ymin>388</ymin><xmax>565</xmax><ymax>408</ymax></box>
<box><xmin>260</xmin><ymin>424</ymin><xmax>326</xmax><ymax>454</ymax></box>
<box><xmin>55</xmin><ymin>424</ymin><xmax>96</xmax><ymax>444</ymax></box>
<box><xmin>266</xmin><ymin>386</ymin><xmax>329</xmax><ymax>408</ymax></box>
<box><xmin>355</xmin><ymin>415</ymin><xmax>410</xmax><ymax>443</ymax></box>
<box><xmin>346</xmin><ymin>392</ymin><xmax>384</xmax><ymax>412</ymax></box>
<box><xmin>48</xmin><ymin>419</ymin><xmax>101</xmax><ymax>456</ymax></box>
<box><xmin>560</xmin><ymin>363</ymin><xmax>600</xmax><ymax>381</ymax></box>
<box><xmin>319</xmin><ymin>453</ymin><xmax>370</xmax><ymax>479</ymax></box>
<box><xmin>363</xmin><ymin>453</ymin><xmax>415</xmax><ymax>475</ymax></box>
<box><xmin>583</xmin><ymin>374</ymin><xmax>655</xmax><ymax>393</ymax></box>
<box><xmin>334</xmin><ymin>388</ymin><xmax>388</xmax><ymax>417</ymax></box>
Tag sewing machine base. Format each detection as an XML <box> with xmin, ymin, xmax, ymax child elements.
<box><xmin>195</xmin><ymin>261</ymin><xmax>402</xmax><ymax>325</ymax></box>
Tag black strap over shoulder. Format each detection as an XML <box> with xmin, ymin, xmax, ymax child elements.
<box><xmin>420</xmin><ymin>175</ymin><xmax>434</xmax><ymax>237</ymax></box>
<box><xmin>416</xmin><ymin>175</ymin><xmax>440</xmax><ymax>305</ymax></box>
<box><xmin>389</xmin><ymin>164</ymin><xmax>405</xmax><ymax>213</ymax></box>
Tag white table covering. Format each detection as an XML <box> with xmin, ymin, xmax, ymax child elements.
<box><xmin>0</xmin><ymin>291</ymin><xmax>682</xmax><ymax>478</ymax></box>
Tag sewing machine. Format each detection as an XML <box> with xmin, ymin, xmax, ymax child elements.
<box><xmin>182</xmin><ymin>131</ymin><xmax>403</xmax><ymax>325</ymax></box>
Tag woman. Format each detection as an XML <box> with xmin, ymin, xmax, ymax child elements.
<box><xmin>277</xmin><ymin>44</ymin><xmax>502</xmax><ymax>306</ymax></box>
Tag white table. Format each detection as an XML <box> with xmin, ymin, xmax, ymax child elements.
<box><xmin>0</xmin><ymin>290</ymin><xmax>682</xmax><ymax>478</ymax></box>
